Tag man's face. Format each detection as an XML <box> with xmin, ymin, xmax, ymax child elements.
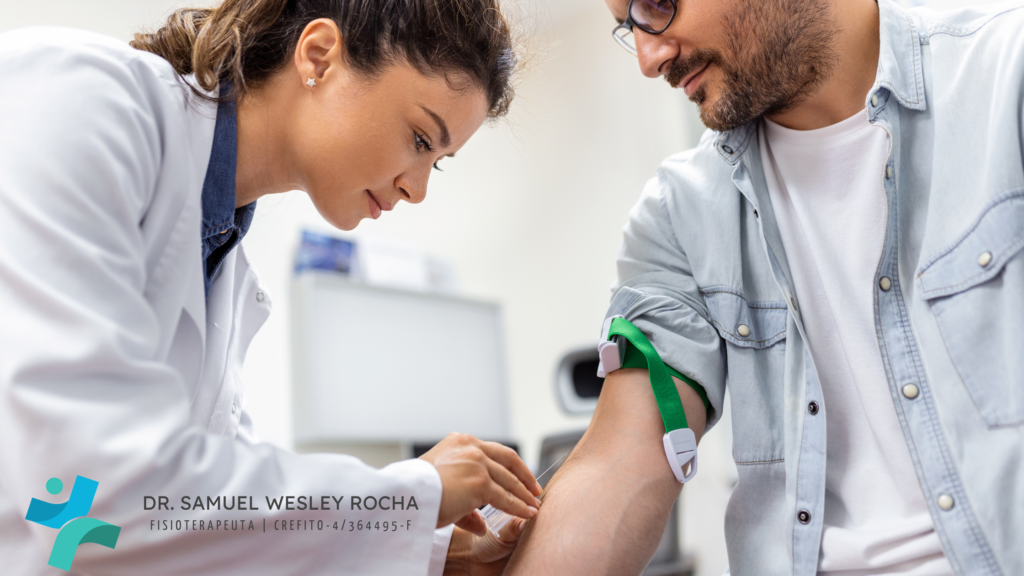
<box><xmin>605</xmin><ymin>0</ymin><xmax>838</xmax><ymax>132</ymax></box>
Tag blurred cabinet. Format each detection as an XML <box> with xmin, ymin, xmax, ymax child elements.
<box><xmin>291</xmin><ymin>272</ymin><xmax>511</xmax><ymax>447</ymax></box>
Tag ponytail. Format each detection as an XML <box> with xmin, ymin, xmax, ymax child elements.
<box><xmin>133</xmin><ymin>0</ymin><xmax>290</xmax><ymax>99</ymax></box>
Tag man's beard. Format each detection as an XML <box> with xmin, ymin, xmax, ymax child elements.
<box><xmin>666</xmin><ymin>0</ymin><xmax>839</xmax><ymax>132</ymax></box>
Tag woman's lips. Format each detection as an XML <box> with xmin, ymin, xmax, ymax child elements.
<box><xmin>683</xmin><ymin>63</ymin><xmax>711</xmax><ymax>97</ymax></box>
<box><xmin>367</xmin><ymin>191</ymin><xmax>382</xmax><ymax>219</ymax></box>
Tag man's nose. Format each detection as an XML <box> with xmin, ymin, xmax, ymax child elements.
<box><xmin>636</xmin><ymin>29</ymin><xmax>679</xmax><ymax>79</ymax></box>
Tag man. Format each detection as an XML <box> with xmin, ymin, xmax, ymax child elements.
<box><xmin>505</xmin><ymin>0</ymin><xmax>1024</xmax><ymax>574</ymax></box>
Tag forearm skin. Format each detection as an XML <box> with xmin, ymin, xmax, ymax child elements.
<box><xmin>505</xmin><ymin>369</ymin><xmax>707</xmax><ymax>575</ymax></box>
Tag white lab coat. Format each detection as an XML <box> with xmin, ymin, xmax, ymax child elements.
<box><xmin>0</xmin><ymin>28</ymin><xmax>451</xmax><ymax>575</ymax></box>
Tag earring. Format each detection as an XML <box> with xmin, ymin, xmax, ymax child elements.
<box><xmin>306</xmin><ymin>78</ymin><xmax>316</xmax><ymax>88</ymax></box>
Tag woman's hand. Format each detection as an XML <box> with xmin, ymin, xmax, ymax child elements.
<box><xmin>419</xmin><ymin>432</ymin><xmax>542</xmax><ymax>535</ymax></box>
<box><xmin>444</xmin><ymin>518</ymin><xmax>527</xmax><ymax>576</ymax></box>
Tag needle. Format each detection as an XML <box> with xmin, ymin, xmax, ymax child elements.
<box><xmin>536</xmin><ymin>453</ymin><xmax>568</xmax><ymax>485</ymax></box>
<box><xmin>535</xmin><ymin>453</ymin><xmax>568</xmax><ymax>501</ymax></box>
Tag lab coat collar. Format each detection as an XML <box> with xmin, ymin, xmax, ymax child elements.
<box><xmin>179</xmin><ymin>77</ymin><xmax>220</xmax><ymax>349</ymax></box>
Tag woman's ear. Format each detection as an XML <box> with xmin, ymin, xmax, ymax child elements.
<box><xmin>293</xmin><ymin>18</ymin><xmax>346</xmax><ymax>87</ymax></box>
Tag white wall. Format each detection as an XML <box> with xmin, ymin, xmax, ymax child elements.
<box><xmin>0</xmin><ymin>0</ymin><xmax>217</xmax><ymax>40</ymax></box>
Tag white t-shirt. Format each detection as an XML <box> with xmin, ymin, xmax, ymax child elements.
<box><xmin>759</xmin><ymin>111</ymin><xmax>953</xmax><ymax>575</ymax></box>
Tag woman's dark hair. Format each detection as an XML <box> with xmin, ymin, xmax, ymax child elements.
<box><xmin>131</xmin><ymin>0</ymin><xmax>519</xmax><ymax>117</ymax></box>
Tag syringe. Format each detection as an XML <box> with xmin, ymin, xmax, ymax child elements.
<box><xmin>479</xmin><ymin>453</ymin><xmax>567</xmax><ymax>536</ymax></box>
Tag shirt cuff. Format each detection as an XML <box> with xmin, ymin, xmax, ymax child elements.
<box><xmin>427</xmin><ymin>524</ymin><xmax>455</xmax><ymax>576</ymax></box>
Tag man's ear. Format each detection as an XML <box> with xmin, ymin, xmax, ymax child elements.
<box><xmin>293</xmin><ymin>18</ymin><xmax>346</xmax><ymax>85</ymax></box>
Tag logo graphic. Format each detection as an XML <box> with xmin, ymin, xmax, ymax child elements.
<box><xmin>25</xmin><ymin>476</ymin><xmax>121</xmax><ymax>571</ymax></box>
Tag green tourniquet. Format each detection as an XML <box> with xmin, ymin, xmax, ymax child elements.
<box><xmin>607</xmin><ymin>317</ymin><xmax>690</xmax><ymax>433</ymax></box>
<box><xmin>620</xmin><ymin>342</ymin><xmax>712</xmax><ymax>416</ymax></box>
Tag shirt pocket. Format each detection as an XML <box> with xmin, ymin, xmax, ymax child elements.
<box><xmin>701</xmin><ymin>287</ymin><xmax>788</xmax><ymax>464</ymax></box>
<box><xmin>702</xmin><ymin>287</ymin><xmax>788</xmax><ymax>348</ymax></box>
<box><xmin>916</xmin><ymin>189</ymin><xmax>1024</xmax><ymax>427</ymax></box>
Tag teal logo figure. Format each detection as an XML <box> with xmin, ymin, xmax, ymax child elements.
<box><xmin>25</xmin><ymin>476</ymin><xmax>121</xmax><ymax>571</ymax></box>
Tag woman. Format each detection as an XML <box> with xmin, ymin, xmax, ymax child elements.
<box><xmin>0</xmin><ymin>0</ymin><xmax>540</xmax><ymax>574</ymax></box>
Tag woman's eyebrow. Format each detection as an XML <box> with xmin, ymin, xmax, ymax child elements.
<box><xmin>420</xmin><ymin>105</ymin><xmax>452</xmax><ymax>148</ymax></box>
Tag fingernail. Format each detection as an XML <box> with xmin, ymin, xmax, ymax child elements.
<box><xmin>535</xmin><ymin>497</ymin><xmax>542</xmax><ymax>507</ymax></box>
<box><xmin>528</xmin><ymin>506</ymin><xmax>538</xmax><ymax>516</ymax></box>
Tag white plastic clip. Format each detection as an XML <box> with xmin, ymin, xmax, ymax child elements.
<box><xmin>597</xmin><ymin>315</ymin><xmax>626</xmax><ymax>378</ymax></box>
<box><xmin>663</xmin><ymin>428</ymin><xmax>698</xmax><ymax>483</ymax></box>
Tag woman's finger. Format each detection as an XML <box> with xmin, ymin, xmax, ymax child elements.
<box><xmin>482</xmin><ymin>479</ymin><xmax>538</xmax><ymax>522</ymax></box>
<box><xmin>478</xmin><ymin>441</ymin><xmax>542</xmax><ymax>496</ymax></box>
<box><xmin>484</xmin><ymin>457</ymin><xmax>541</xmax><ymax>516</ymax></box>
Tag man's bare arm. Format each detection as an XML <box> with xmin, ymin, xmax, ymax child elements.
<box><xmin>504</xmin><ymin>368</ymin><xmax>707</xmax><ymax>575</ymax></box>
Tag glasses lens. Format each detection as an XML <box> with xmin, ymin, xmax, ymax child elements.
<box><xmin>629</xmin><ymin>0</ymin><xmax>675</xmax><ymax>33</ymax></box>
<box><xmin>613</xmin><ymin>26</ymin><xmax>637</xmax><ymax>55</ymax></box>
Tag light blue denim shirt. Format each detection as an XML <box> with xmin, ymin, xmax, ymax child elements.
<box><xmin>605</xmin><ymin>0</ymin><xmax>1024</xmax><ymax>573</ymax></box>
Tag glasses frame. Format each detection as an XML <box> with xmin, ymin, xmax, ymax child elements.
<box><xmin>612</xmin><ymin>0</ymin><xmax>678</xmax><ymax>56</ymax></box>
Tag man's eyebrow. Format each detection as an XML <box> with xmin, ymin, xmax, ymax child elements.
<box><xmin>615</xmin><ymin>17</ymin><xmax>625</xmax><ymax>25</ymax></box>
<box><xmin>420</xmin><ymin>106</ymin><xmax>451</xmax><ymax>148</ymax></box>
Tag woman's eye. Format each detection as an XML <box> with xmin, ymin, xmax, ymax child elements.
<box><xmin>415</xmin><ymin>133</ymin><xmax>434</xmax><ymax>153</ymax></box>
<box><xmin>415</xmin><ymin>132</ymin><xmax>442</xmax><ymax>170</ymax></box>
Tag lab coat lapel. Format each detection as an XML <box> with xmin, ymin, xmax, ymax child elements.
<box><xmin>179</xmin><ymin>212</ymin><xmax>207</xmax><ymax>355</ymax></box>
<box><xmin>178</xmin><ymin>81</ymin><xmax>220</xmax><ymax>352</ymax></box>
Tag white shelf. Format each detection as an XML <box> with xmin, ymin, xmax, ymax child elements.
<box><xmin>291</xmin><ymin>272</ymin><xmax>510</xmax><ymax>445</ymax></box>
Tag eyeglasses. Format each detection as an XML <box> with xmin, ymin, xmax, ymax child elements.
<box><xmin>612</xmin><ymin>0</ymin><xmax>678</xmax><ymax>56</ymax></box>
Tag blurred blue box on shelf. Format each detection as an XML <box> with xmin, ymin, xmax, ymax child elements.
<box><xmin>295</xmin><ymin>230</ymin><xmax>356</xmax><ymax>275</ymax></box>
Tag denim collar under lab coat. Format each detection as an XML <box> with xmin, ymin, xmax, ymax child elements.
<box><xmin>201</xmin><ymin>85</ymin><xmax>256</xmax><ymax>298</ymax></box>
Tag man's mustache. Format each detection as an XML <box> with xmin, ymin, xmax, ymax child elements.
<box><xmin>666</xmin><ymin>49</ymin><xmax>722</xmax><ymax>88</ymax></box>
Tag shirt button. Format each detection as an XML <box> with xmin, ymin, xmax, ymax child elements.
<box><xmin>737</xmin><ymin>324</ymin><xmax>751</xmax><ymax>337</ymax></box>
<box><xmin>790</xmin><ymin>297</ymin><xmax>799</xmax><ymax>312</ymax></box>
<box><xmin>722</xmin><ymin>144</ymin><xmax>734</xmax><ymax>154</ymax></box>
<box><xmin>871</xmin><ymin>94</ymin><xmax>879</xmax><ymax>107</ymax></box>
<box><xmin>937</xmin><ymin>494</ymin><xmax>954</xmax><ymax>511</ymax></box>
<box><xmin>879</xmin><ymin>277</ymin><xmax>892</xmax><ymax>291</ymax></box>
<box><xmin>886</xmin><ymin>165</ymin><xmax>894</xmax><ymax>180</ymax></box>
<box><xmin>978</xmin><ymin>252</ymin><xmax>992</xmax><ymax>267</ymax></box>
<box><xmin>231</xmin><ymin>402</ymin><xmax>237</xmax><ymax>415</ymax></box>
<box><xmin>903</xmin><ymin>384</ymin><xmax>920</xmax><ymax>399</ymax></box>
<box><xmin>798</xmin><ymin>510</ymin><xmax>811</xmax><ymax>524</ymax></box>
<box><xmin>808</xmin><ymin>401</ymin><xmax>819</xmax><ymax>415</ymax></box>
<box><xmin>256</xmin><ymin>291</ymin><xmax>265</xmax><ymax>303</ymax></box>
<box><xmin>220</xmin><ymin>229</ymin><xmax>229</xmax><ymax>235</ymax></box>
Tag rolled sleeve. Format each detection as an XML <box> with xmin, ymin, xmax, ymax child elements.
<box><xmin>606</xmin><ymin>176</ymin><xmax>726</xmax><ymax>428</ymax></box>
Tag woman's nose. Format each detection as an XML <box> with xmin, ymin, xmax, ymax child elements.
<box><xmin>395</xmin><ymin>172</ymin><xmax>427</xmax><ymax>205</ymax></box>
